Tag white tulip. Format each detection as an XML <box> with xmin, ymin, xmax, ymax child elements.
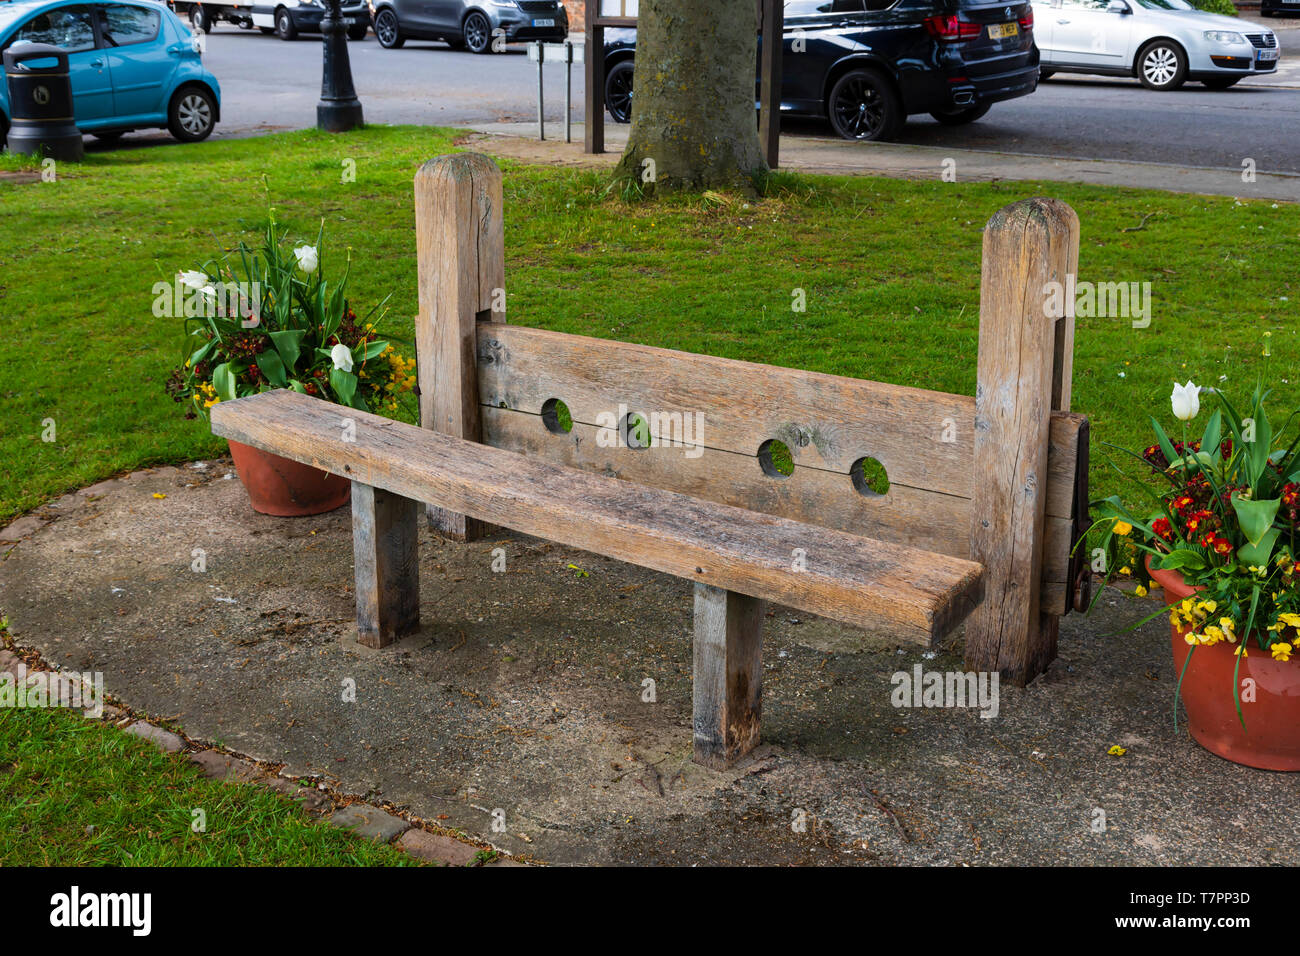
<box><xmin>1171</xmin><ymin>381</ymin><xmax>1201</xmax><ymax>421</ymax></box>
<box><xmin>294</xmin><ymin>245</ymin><xmax>319</xmax><ymax>273</ymax></box>
<box><xmin>177</xmin><ymin>270</ymin><xmax>208</xmax><ymax>290</ymax></box>
<box><xmin>330</xmin><ymin>343</ymin><xmax>354</xmax><ymax>373</ymax></box>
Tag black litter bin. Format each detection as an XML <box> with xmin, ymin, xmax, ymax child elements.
<box><xmin>3</xmin><ymin>43</ymin><xmax>84</xmax><ymax>161</ymax></box>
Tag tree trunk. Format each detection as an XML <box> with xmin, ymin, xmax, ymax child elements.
<box><xmin>613</xmin><ymin>0</ymin><xmax>768</xmax><ymax>194</ymax></box>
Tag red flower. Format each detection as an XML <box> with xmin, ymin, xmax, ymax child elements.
<box><xmin>1200</xmin><ymin>531</ymin><xmax>1218</xmax><ymax>549</ymax></box>
<box><xmin>1213</xmin><ymin>537</ymin><xmax>1234</xmax><ymax>556</ymax></box>
<box><xmin>1173</xmin><ymin>495</ymin><xmax>1196</xmax><ymax>513</ymax></box>
<box><xmin>1151</xmin><ymin>517</ymin><xmax>1174</xmax><ymax>541</ymax></box>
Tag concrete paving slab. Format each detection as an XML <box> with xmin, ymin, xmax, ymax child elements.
<box><xmin>326</xmin><ymin>804</ymin><xmax>411</xmax><ymax>844</ymax></box>
<box><xmin>2</xmin><ymin>459</ymin><xmax>1298</xmax><ymax>865</ymax></box>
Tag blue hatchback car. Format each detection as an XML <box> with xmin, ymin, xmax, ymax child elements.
<box><xmin>0</xmin><ymin>0</ymin><xmax>221</xmax><ymax>147</ymax></box>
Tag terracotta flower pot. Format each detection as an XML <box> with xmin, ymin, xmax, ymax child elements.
<box><xmin>1147</xmin><ymin>558</ymin><xmax>1300</xmax><ymax>771</ymax></box>
<box><xmin>227</xmin><ymin>440</ymin><xmax>350</xmax><ymax>517</ymax></box>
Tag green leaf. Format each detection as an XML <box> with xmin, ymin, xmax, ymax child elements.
<box><xmin>1230</xmin><ymin>495</ymin><xmax>1281</xmax><ymax>546</ymax></box>
<box><xmin>1200</xmin><ymin>409</ymin><xmax>1222</xmax><ymax>461</ymax></box>
<box><xmin>188</xmin><ymin>338</ymin><xmax>216</xmax><ymax>369</ymax></box>
<box><xmin>1153</xmin><ymin>549</ymin><xmax>1207</xmax><ymax>573</ymax></box>
<box><xmin>1237</xmin><ymin>527</ymin><xmax>1281</xmax><ymax>566</ymax></box>
<box><xmin>360</xmin><ymin>339</ymin><xmax>390</xmax><ymax>361</ymax></box>
<box><xmin>269</xmin><ymin>329</ymin><xmax>306</xmax><ymax>371</ymax></box>
<box><xmin>330</xmin><ymin>368</ymin><xmax>357</xmax><ymax>408</ymax></box>
<box><xmin>212</xmin><ymin>362</ymin><xmax>237</xmax><ymax>402</ymax></box>
<box><xmin>1150</xmin><ymin>416</ymin><xmax>1180</xmax><ymax>469</ymax></box>
<box><xmin>288</xmin><ymin>379</ymin><xmax>307</xmax><ymax>394</ymax></box>
<box><xmin>255</xmin><ymin>350</ymin><xmax>288</xmax><ymax>388</ymax></box>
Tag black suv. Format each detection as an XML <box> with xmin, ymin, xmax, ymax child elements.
<box><xmin>603</xmin><ymin>0</ymin><xmax>1039</xmax><ymax>140</ymax></box>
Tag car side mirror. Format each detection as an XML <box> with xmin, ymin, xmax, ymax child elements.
<box><xmin>1107</xmin><ymin>0</ymin><xmax>1131</xmax><ymax>13</ymax></box>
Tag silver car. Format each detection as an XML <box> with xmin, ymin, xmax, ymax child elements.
<box><xmin>369</xmin><ymin>0</ymin><xmax>567</xmax><ymax>53</ymax></box>
<box><xmin>1033</xmin><ymin>0</ymin><xmax>1280</xmax><ymax>90</ymax></box>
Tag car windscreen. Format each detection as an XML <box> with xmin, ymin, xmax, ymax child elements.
<box><xmin>1132</xmin><ymin>0</ymin><xmax>1193</xmax><ymax>8</ymax></box>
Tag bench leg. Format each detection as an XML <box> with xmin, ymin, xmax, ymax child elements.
<box><xmin>692</xmin><ymin>583</ymin><xmax>765</xmax><ymax>769</ymax></box>
<box><xmin>352</xmin><ymin>482</ymin><xmax>420</xmax><ymax>648</ymax></box>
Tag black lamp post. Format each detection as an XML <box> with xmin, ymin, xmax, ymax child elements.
<box><xmin>316</xmin><ymin>0</ymin><xmax>363</xmax><ymax>132</ymax></box>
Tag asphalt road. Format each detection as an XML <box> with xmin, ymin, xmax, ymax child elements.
<box><xmin>186</xmin><ymin>21</ymin><xmax>1300</xmax><ymax>174</ymax></box>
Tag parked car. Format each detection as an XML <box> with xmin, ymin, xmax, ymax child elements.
<box><xmin>1259</xmin><ymin>0</ymin><xmax>1299</xmax><ymax>18</ymax></box>
<box><xmin>603</xmin><ymin>0</ymin><xmax>1041</xmax><ymax>142</ymax></box>
<box><xmin>169</xmin><ymin>1</ymin><xmax>370</xmax><ymax>40</ymax></box>
<box><xmin>0</xmin><ymin>0</ymin><xmax>221</xmax><ymax>147</ymax></box>
<box><xmin>1033</xmin><ymin>0</ymin><xmax>1280</xmax><ymax>90</ymax></box>
<box><xmin>368</xmin><ymin>0</ymin><xmax>566</xmax><ymax>53</ymax></box>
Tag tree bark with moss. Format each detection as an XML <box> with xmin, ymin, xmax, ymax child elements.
<box><xmin>613</xmin><ymin>0</ymin><xmax>769</xmax><ymax>194</ymax></box>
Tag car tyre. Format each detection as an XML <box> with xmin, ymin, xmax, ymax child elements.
<box><xmin>275</xmin><ymin>6</ymin><xmax>298</xmax><ymax>40</ymax></box>
<box><xmin>1136</xmin><ymin>40</ymin><xmax>1187</xmax><ymax>91</ymax></box>
<box><xmin>259</xmin><ymin>26</ymin><xmax>274</xmax><ymax>33</ymax></box>
<box><xmin>347</xmin><ymin>23</ymin><xmax>368</xmax><ymax>40</ymax></box>
<box><xmin>827</xmin><ymin>68</ymin><xmax>903</xmax><ymax>141</ymax></box>
<box><xmin>605</xmin><ymin>60</ymin><xmax>634</xmax><ymax>123</ymax></box>
<box><xmin>1201</xmin><ymin>76</ymin><xmax>1240</xmax><ymax>89</ymax></box>
<box><xmin>463</xmin><ymin>11</ymin><xmax>492</xmax><ymax>54</ymax></box>
<box><xmin>374</xmin><ymin>8</ymin><xmax>404</xmax><ymax>48</ymax></box>
<box><xmin>189</xmin><ymin>4</ymin><xmax>214</xmax><ymax>33</ymax></box>
<box><xmin>1039</xmin><ymin>69</ymin><xmax>1055</xmax><ymax>80</ymax></box>
<box><xmin>168</xmin><ymin>86</ymin><xmax>217</xmax><ymax>142</ymax></box>
<box><xmin>930</xmin><ymin>103</ymin><xmax>990</xmax><ymax>125</ymax></box>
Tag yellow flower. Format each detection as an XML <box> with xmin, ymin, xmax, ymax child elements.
<box><xmin>1135</xmin><ymin>584</ymin><xmax>1148</xmax><ymax>598</ymax></box>
<box><xmin>1184</xmin><ymin>632</ymin><xmax>1197</xmax><ymax>646</ymax></box>
<box><xmin>1202</xmin><ymin>626</ymin><xmax>1224</xmax><ymax>645</ymax></box>
<box><xmin>152</xmin><ymin>493</ymin><xmax>167</xmax><ymax>500</ymax></box>
<box><xmin>1119</xmin><ymin>566</ymin><xmax>1132</xmax><ymax>576</ymax></box>
<box><xmin>1107</xmin><ymin>745</ymin><xmax>1127</xmax><ymax>756</ymax></box>
<box><xmin>1114</xmin><ymin>521</ymin><xmax>1133</xmax><ymax>536</ymax></box>
<box><xmin>1202</xmin><ymin>600</ymin><xmax>1217</xmax><ymax>614</ymax></box>
<box><xmin>1278</xmin><ymin>613</ymin><xmax>1300</xmax><ymax>630</ymax></box>
<box><xmin>1271</xmin><ymin>643</ymin><xmax>1293</xmax><ymax>662</ymax></box>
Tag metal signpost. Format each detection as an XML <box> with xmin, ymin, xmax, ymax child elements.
<box><xmin>528</xmin><ymin>40</ymin><xmax>585</xmax><ymax>143</ymax></box>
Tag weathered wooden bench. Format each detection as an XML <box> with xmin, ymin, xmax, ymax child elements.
<box><xmin>211</xmin><ymin>153</ymin><xmax>1091</xmax><ymax>769</ymax></box>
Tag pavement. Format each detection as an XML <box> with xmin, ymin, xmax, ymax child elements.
<box><xmin>2</xmin><ymin>461</ymin><xmax>1298</xmax><ymax>866</ymax></box>
<box><xmin>467</xmin><ymin>121</ymin><xmax>1300</xmax><ymax>202</ymax></box>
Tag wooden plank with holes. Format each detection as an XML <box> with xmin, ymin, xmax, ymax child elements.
<box><xmin>211</xmin><ymin>390</ymin><xmax>985</xmax><ymax>645</ymax></box>
<box><xmin>351</xmin><ymin>482</ymin><xmax>421</xmax><ymax>648</ymax></box>
<box><xmin>480</xmin><ymin>404</ymin><xmax>1075</xmax><ymax>599</ymax></box>
<box><xmin>693</xmin><ymin>584</ymin><xmax>765</xmax><ymax>769</ymax></box>
<box><xmin>415</xmin><ymin>152</ymin><xmax>505</xmax><ymax>541</ymax></box>
<box><xmin>966</xmin><ymin>197</ymin><xmax>1081</xmax><ymax>685</ymax></box>
<box><xmin>476</xmin><ymin>324</ymin><xmax>1081</xmax><ymax>518</ymax></box>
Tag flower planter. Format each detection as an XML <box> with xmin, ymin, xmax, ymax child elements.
<box><xmin>227</xmin><ymin>440</ymin><xmax>350</xmax><ymax>517</ymax></box>
<box><xmin>1149</xmin><ymin>559</ymin><xmax>1300</xmax><ymax>771</ymax></box>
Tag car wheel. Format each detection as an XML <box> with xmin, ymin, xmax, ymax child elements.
<box><xmin>1039</xmin><ymin>69</ymin><xmax>1055</xmax><ymax>80</ymax></box>
<box><xmin>827</xmin><ymin>68</ymin><xmax>903</xmax><ymax>141</ymax></box>
<box><xmin>259</xmin><ymin>26</ymin><xmax>274</xmax><ymax>33</ymax></box>
<box><xmin>1136</xmin><ymin>40</ymin><xmax>1187</xmax><ymax>91</ymax></box>
<box><xmin>1201</xmin><ymin>76</ymin><xmax>1240</xmax><ymax>89</ymax></box>
<box><xmin>275</xmin><ymin>6</ymin><xmax>298</xmax><ymax>40</ymax></box>
<box><xmin>930</xmin><ymin>103</ymin><xmax>990</xmax><ymax>126</ymax></box>
<box><xmin>347</xmin><ymin>23</ymin><xmax>368</xmax><ymax>40</ymax></box>
<box><xmin>374</xmin><ymin>9</ymin><xmax>403</xmax><ymax>48</ymax></box>
<box><xmin>168</xmin><ymin>86</ymin><xmax>217</xmax><ymax>142</ymax></box>
<box><xmin>463</xmin><ymin>11</ymin><xmax>492</xmax><ymax>54</ymax></box>
<box><xmin>189</xmin><ymin>5</ymin><xmax>214</xmax><ymax>33</ymax></box>
<box><xmin>605</xmin><ymin>60</ymin><xmax>634</xmax><ymax>124</ymax></box>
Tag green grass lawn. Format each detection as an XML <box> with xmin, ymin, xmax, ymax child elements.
<box><xmin>0</xmin><ymin>701</ymin><xmax>414</xmax><ymax>866</ymax></box>
<box><xmin>0</xmin><ymin>125</ymin><xmax>1294</xmax><ymax>865</ymax></box>
<box><xmin>0</xmin><ymin>125</ymin><xmax>1294</xmax><ymax>525</ymax></box>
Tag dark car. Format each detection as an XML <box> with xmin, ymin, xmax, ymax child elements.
<box><xmin>1260</xmin><ymin>0</ymin><xmax>1299</xmax><ymax>16</ymax></box>
<box><xmin>368</xmin><ymin>0</ymin><xmax>566</xmax><ymax>52</ymax></box>
<box><xmin>603</xmin><ymin>0</ymin><xmax>1039</xmax><ymax>140</ymax></box>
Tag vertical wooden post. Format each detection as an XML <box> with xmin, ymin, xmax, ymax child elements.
<box><xmin>758</xmin><ymin>0</ymin><xmax>782</xmax><ymax>169</ymax></box>
<box><xmin>966</xmin><ymin>197</ymin><xmax>1079</xmax><ymax>686</ymax></box>
<box><xmin>692</xmin><ymin>583</ymin><xmax>765</xmax><ymax>769</ymax></box>
<box><xmin>414</xmin><ymin>152</ymin><xmax>505</xmax><ymax>541</ymax></box>
<box><xmin>584</xmin><ymin>1</ymin><xmax>605</xmax><ymax>154</ymax></box>
<box><xmin>352</xmin><ymin>482</ymin><xmax>420</xmax><ymax>649</ymax></box>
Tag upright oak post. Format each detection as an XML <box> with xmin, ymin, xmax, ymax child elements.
<box><xmin>966</xmin><ymin>198</ymin><xmax>1079</xmax><ymax>686</ymax></box>
<box><xmin>692</xmin><ymin>583</ymin><xmax>765</xmax><ymax>769</ymax></box>
<box><xmin>414</xmin><ymin>153</ymin><xmax>506</xmax><ymax>541</ymax></box>
<box><xmin>352</xmin><ymin>482</ymin><xmax>420</xmax><ymax>648</ymax></box>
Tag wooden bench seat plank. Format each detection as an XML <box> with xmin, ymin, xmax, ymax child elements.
<box><xmin>212</xmin><ymin>390</ymin><xmax>984</xmax><ymax>644</ymax></box>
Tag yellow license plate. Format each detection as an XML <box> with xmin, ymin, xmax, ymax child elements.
<box><xmin>988</xmin><ymin>22</ymin><xmax>1019</xmax><ymax>39</ymax></box>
